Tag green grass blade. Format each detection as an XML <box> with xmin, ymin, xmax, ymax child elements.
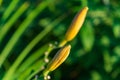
<box><xmin>0</xmin><ymin>2</ymin><xmax>29</xmax><ymax>42</ymax></box>
<box><xmin>14</xmin><ymin>44</ymin><xmax>49</xmax><ymax>79</ymax></box>
<box><xmin>18</xmin><ymin>59</ymin><xmax>45</xmax><ymax>80</ymax></box>
<box><xmin>0</xmin><ymin>1</ymin><xmax>48</xmax><ymax>68</ymax></box>
<box><xmin>2</xmin><ymin>14</ymin><xmax>66</xmax><ymax>80</ymax></box>
<box><xmin>0</xmin><ymin>0</ymin><xmax>20</xmax><ymax>21</ymax></box>
<box><xmin>0</xmin><ymin>0</ymin><xmax>3</xmax><ymax>6</ymax></box>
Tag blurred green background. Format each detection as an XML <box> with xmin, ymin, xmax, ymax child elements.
<box><xmin>0</xmin><ymin>0</ymin><xmax>120</xmax><ymax>80</ymax></box>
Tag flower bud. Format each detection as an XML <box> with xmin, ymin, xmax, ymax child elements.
<box><xmin>65</xmin><ymin>7</ymin><xmax>88</xmax><ymax>41</ymax></box>
<box><xmin>44</xmin><ymin>45</ymin><xmax>71</xmax><ymax>76</ymax></box>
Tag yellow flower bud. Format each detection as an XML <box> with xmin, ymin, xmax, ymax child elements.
<box><xmin>43</xmin><ymin>45</ymin><xmax>71</xmax><ymax>76</ymax></box>
<box><xmin>65</xmin><ymin>7</ymin><xmax>88</xmax><ymax>41</ymax></box>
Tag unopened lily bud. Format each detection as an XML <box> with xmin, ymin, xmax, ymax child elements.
<box><xmin>43</xmin><ymin>45</ymin><xmax>71</xmax><ymax>76</ymax></box>
<box><xmin>65</xmin><ymin>7</ymin><xmax>88</xmax><ymax>41</ymax></box>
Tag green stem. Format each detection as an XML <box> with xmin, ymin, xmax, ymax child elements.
<box><xmin>58</xmin><ymin>39</ymin><xmax>67</xmax><ymax>47</ymax></box>
<box><xmin>26</xmin><ymin>66</ymin><xmax>44</xmax><ymax>80</ymax></box>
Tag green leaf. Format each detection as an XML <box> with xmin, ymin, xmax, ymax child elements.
<box><xmin>80</xmin><ymin>22</ymin><xmax>95</xmax><ymax>52</ymax></box>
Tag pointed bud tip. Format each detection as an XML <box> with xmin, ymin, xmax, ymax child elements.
<box><xmin>67</xmin><ymin>45</ymin><xmax>71</xmax><ymax>49</ymax></box>
<box><xmin>82</xmin><ymin>7</ymin><xmax>89</xmax><ymax>13</ymax></box>
<box><xmin>84</xmin><ymin>6</ymin><xmax>89</xmax><ymax>11</ymax></box>
<box><xmin>65</xmin><ymin>45</ymin><xmax>71</xmax><ymax>51</ymax></box>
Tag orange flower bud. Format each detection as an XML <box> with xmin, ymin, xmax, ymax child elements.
<box><xmin>65</xmin><ymin>7</ymin><xmax>88</xmax><ymax>41</ymax></box>
<box><xmin>44</xmin><ymin>45</ymin><xmax>71</xmax><ymax>76</ymax></box>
